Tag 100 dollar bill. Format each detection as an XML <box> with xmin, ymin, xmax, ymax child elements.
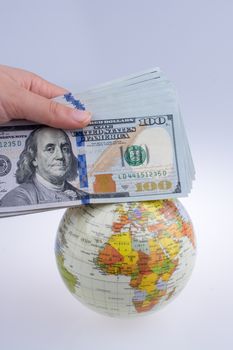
<box><xmin>0</xmin><ymin>114</ymin><xmax>182</xmax><ymax>216</ymax></box>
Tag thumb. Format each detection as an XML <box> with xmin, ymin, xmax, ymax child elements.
<box><xmin>14</xmin><ymin>88</ymin><xmax>91</xmax><ymax>129</ymax></box>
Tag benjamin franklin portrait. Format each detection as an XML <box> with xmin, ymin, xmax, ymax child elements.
<box><xmin>0</xmin><ymin>127</ymin><xmax>86</xmax><ymax>207</ymax></box>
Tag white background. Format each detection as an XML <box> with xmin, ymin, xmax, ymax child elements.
<box><xmin>0</xmin><ymin>1</ymin><xmax>233</xmax><ymax>349</ymax></box>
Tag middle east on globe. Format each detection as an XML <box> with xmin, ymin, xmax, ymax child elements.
<box><xmin>55</xmin><ymin>200</ymin><xmax>196</xmax><ymax>317</ymax></box>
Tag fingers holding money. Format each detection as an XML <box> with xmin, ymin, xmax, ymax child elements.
<box><xmin>12</xmin><ymin>88</ymin><xmax>92</xmax><ymax>129</ymax></box>
<box><xmin>0</xmin><ymin>65</ymin><xmax>92</xmax><ymax>128</ymax></box>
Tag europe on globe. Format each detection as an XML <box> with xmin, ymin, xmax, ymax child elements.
<box><xmin>55</xmin><ymin>200</ymin><xmax>196</xmax><ymax>317</ymax></box>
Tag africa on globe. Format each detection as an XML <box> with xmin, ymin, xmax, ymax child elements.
<box><xmin>55</xmin><ymin>200</ymin><xmax>196</xmax><ymax>318</ymax></box>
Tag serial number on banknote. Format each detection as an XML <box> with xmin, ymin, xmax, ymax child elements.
<box><xmin>0</xmin><ymin>140</ymin><xmax>23</xmax><ymax>148</ymax></box>
<box><xmin>118</xmin><ymin>170</ymin><xmax>168</xmax><ymax>180</ymax></box>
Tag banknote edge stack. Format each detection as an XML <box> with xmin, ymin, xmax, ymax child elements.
<box><xmin>0</xmin><ymin>67</ymin><xmax>195</xmax><ymax>217</ymax></box>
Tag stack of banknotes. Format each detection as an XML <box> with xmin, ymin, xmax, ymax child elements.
<box><xmin>0</xmin><ymin>68</ymin><xmax>195</xmax><ymax>217</ymax></box>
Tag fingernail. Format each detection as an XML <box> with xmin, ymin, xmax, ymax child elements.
<box><xmin>71</xmin><ymin>110</ymin><xmax>91</xmax><ymax>122</ymax></box>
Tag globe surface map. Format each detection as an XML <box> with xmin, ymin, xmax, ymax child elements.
<box><xmin>55</xmin><ymin>200</ymin><xmax>196</xmax><ymax>317</ymax></box>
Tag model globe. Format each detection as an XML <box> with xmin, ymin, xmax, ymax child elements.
<box><xmin>55</xmin><ymin>200</ymin><xmax>196</xmax><ymax>317</ymax></box>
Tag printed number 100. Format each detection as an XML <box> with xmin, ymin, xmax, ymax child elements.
<box><xmin>135</xmin><ymin>181</ymin><xmax>172</xmax><ymax>191</ymax></box>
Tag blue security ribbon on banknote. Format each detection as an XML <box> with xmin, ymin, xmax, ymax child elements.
<box><xmin>63</xmin><ymin>93</ymin><xmax>90</xmax><ymax>204</ymax></box>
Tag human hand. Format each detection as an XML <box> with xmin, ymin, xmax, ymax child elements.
<box><xmin>0</xmin><ymin>65</ymin><xmax>91</xmax><ymax>129</ymax></box>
